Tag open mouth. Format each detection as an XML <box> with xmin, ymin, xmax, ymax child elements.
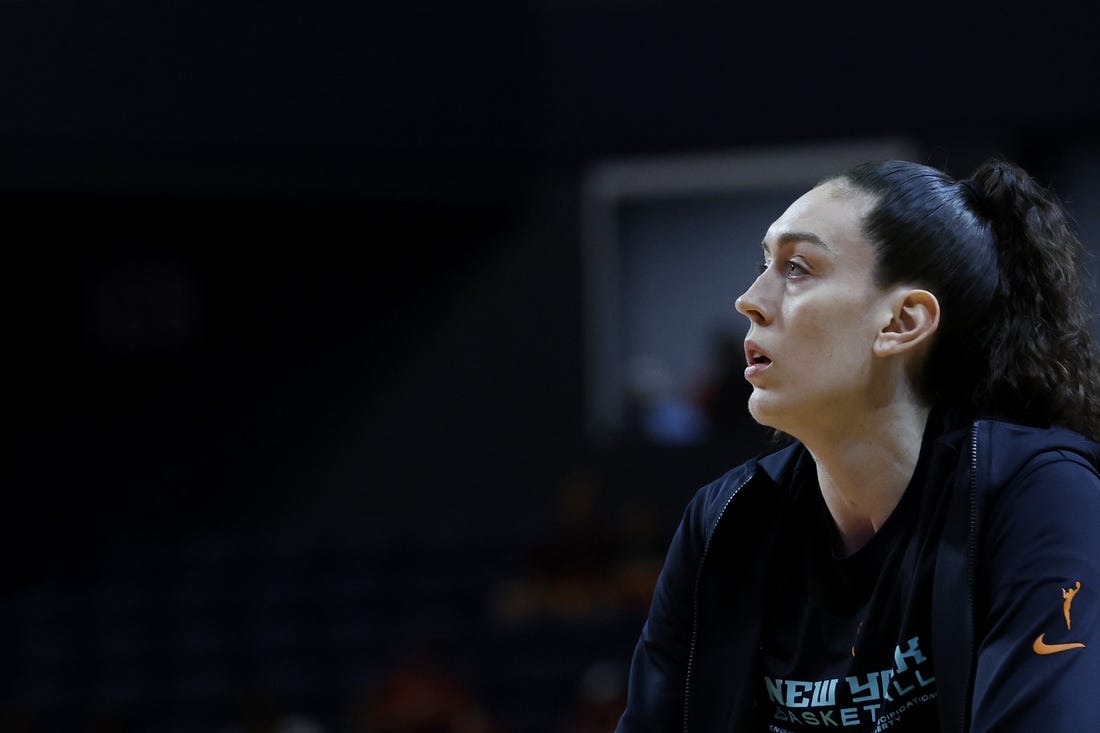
<box><xmin>744</xmin><ymin>341</ymin><xmax>772</xmax><ymax>378</ymax></box>
<box><xmin>745</xmin><ymin>344</ymin><xmax>772</xmax><ymax>367</ymax></box>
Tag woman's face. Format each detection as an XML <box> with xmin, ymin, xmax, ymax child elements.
<box><xmin>735</xmin><ymin>180</ymin><xmax>900</xmax><ymax>437</ymax></box>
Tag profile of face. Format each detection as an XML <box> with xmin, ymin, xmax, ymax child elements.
<box><xmin>735</xmin><ymin>180</ymin><xmax>932</xmax><ymax>440</ymax></box>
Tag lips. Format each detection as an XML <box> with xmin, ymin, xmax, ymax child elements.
<box><xmin>744</xmin><ymin>339</ymin><xmax>772</xmax><ymax>379</ymax></box>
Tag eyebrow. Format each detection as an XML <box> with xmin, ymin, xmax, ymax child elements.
<box><xmin>762</xmin><ymin>230</ymin><xmax>833</xmax><ymax>255</ymax></box>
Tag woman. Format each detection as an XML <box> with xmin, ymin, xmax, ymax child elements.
<box><xmin>615</xmin><ymin>159</ymin><xmax>1100</xmax><ymax>732</ymax></box>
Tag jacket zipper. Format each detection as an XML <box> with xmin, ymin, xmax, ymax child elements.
<box><xmin>683</xmin><ymin>473</ymin><xmax>753</xmax><ymax>733</ymax></box>
<box><xmin>961</xmin><ymin>422</ymin><xmax>980</xmax><ymax>733</ymax></box>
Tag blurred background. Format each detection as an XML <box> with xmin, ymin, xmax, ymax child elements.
<box><xmin>4</xmin><ymin>2</ymin><xmax>1100</xmax><ymax>732</ymax></box>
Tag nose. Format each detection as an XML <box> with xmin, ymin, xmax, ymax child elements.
<box><xmin>735</xmin><ymin>274</ymin><xmax>771</xmax><ymax>326</ymax></box>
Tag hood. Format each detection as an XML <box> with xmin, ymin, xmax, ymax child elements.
<box><xmin>979</xmin><ymin>420</ymin><xmax>1100</xmax><ymax>490</ymax></box>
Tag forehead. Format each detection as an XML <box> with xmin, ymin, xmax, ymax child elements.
<box><xmin>763</xmin><ymin>179</ymin><xmax>877</xmax><ymax>253</ymax></box>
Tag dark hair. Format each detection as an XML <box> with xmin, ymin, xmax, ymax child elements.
<box><xmin>834</xmin><ymin>158</ymin><xmax>1100</xmax><ymax>441</ymax></box>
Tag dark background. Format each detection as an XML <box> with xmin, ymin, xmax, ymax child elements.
<box><xmin>4</xmin><ymin>2</ymin><xmax>1100</xmax><ymax>732</ymax></box>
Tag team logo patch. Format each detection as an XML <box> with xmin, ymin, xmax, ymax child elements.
<box><xmin>1032</xmin><ymin>581</ymin><xmax>1086</xmax><ymax>655</ymax></box>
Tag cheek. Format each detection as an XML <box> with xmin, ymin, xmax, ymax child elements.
<box><xmin>791</xmin><ymin>301</ymin><xmax>877</xmax><ymax>368</ymax></box>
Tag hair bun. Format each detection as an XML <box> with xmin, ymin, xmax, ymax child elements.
<box><xmin>957</xmin><ymin>177</ymin><xmax>988</xmax><ymax>213</ymax></box>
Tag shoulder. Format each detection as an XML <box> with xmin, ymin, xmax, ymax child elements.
<box><xmin>976</xmin><ymin>420</ymin><xmax>1100</xmax><ymax>557</ymax></box>
<box><xmin>976</xmin><ymin>419</ymin><xmax>1100</xmax><ymax>495</ymax></box>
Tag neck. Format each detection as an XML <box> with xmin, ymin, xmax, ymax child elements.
<box><xmin>802</xmin><ymin>402</ymin><xmax>932</xmax><ymax>556</ymax></box>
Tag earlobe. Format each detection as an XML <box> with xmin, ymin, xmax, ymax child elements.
<box><xmin>873</xmin><ymin>289</ymin><xmax>940</xmax><ymax>357</ymax></box>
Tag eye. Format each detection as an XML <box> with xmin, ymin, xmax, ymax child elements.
<box><xmin>756</xmin><ymin>257</ymin><xmax>809</xmax><ymax>278</ymax></box>
<box><xmin>784</xmin><ymin>259</ymin><xmax>808</xmax><ymax>278</ymax></box>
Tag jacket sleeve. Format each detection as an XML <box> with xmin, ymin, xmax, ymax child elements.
<box><xmin>969</xmin><ymin>453</ymin><xmax>1100</xmax><ymax>732</ymax></box>
<box><xmin>615</xmin><ymin>481</ymin><xmax>716</xmax><ymax>733</ymax></box>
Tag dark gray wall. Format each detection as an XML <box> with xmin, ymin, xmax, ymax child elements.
<box><xmin>5</xmin><ymin>1</ymin><xmax>1100</xmax><ymax>583</ymax></box>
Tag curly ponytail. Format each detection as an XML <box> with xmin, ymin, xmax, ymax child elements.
<box><xmin>968</xmin><ymin>159</ymin><xmax>1100</xmax><ymax>439</ymax></box>
<box><xmin>836</xmin><ymin>158</ymin><xmax>1100</xmax><ymax>440</ymax></box>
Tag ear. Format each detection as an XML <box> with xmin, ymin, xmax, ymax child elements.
<box><xmin>873</xmin><ymin>288</ymin><xmax>940</xmax><ymax>358</ymax></box>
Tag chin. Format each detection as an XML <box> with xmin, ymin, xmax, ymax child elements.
<box><xmin>747</xmin><ymin>390</ymin><xmax>801</xmax><ymax>436</ymax></box>
<box><xmin>746</xmin><ymin>391</ymin><xmax>779</xmax><ymax>429</ymax></box>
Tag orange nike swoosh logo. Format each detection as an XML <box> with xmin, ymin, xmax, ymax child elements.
<box><xmin>1033</xmin><ymin>634</ymin><xmax>1086</xmax><ymax>655</ymax></box>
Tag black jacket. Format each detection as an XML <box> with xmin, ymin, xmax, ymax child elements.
<box><xmin>616</xmin><ymin>418</ymin><xmax>1100</xmax><ymax>732</ymax></box>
